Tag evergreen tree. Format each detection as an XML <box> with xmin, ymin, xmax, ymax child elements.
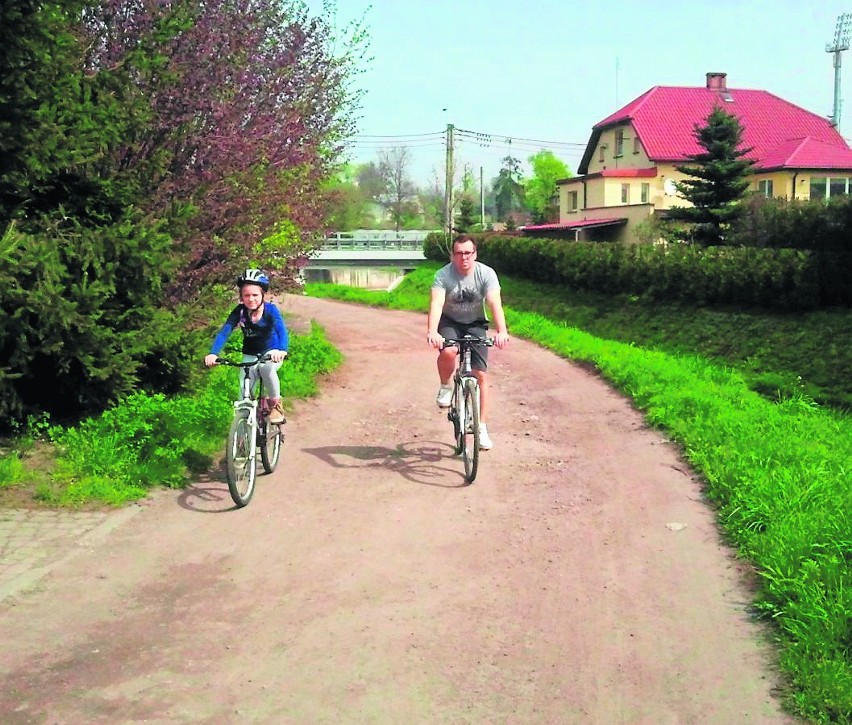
<box><xmin>492</xmin><ymin>156</ymin><xmax>525</xmax><ymax>222</ymax></box>
<box><xmin>666</xmin><ymin>107</ymin><xmax>754</xmax><ymax>245</ymax></box>
<box><xmin>455</xmin><ymin>195</ymin><xmax>477</xmax><ymax>233</ymax></box>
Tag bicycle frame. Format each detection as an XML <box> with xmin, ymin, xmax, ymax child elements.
<box><xmin>213</xmin><ymin>353</ymin><xmax>280</xmax><ymax>507</ymax></box>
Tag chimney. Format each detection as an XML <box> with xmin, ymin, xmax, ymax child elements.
<box><xmin>706</xmin><ymin>72</ymin><xmax>727</xmax><ymax>91</ymax></box>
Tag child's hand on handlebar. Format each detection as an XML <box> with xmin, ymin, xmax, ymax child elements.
<box><xmin>204</xmin><ymin>354</ymin><xmax>219</xmax><ymax>367</ymax></box>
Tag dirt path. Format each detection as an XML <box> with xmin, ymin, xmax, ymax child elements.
<box><xmin>0</xmin><ymin>295</ymin><xmax>798</xmax><ymax>724</ymax></box>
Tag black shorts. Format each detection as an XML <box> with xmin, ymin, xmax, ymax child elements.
<box><xmin>438</xmin><ymin>316</ymin><xmax>489</xmax><ymax>371</ymax></box>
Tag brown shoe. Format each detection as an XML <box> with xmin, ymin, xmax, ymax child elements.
<box><xmin>268</xmin><ymin>398</ymin><xmax>285</xmax><ymax>424</ymax></box>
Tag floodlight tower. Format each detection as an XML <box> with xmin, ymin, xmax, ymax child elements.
<box><xmin>826</xmin><ymin>13</ymin><xmax>852</xmax><ymax>127</ymax></box>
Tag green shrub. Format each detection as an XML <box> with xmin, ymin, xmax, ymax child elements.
<box><xmin>0</xmin><ymin>216</ymin><xmax>189</xmax><ymax>429</ymax></box>
<box><xmin>443</xmin><ymin>233</ymin><xmax>836</xmax><ymax>310</ymax></box>
<box><xmin>40</xmin><ymin>324</ymin><xmax>342</xmax><ymax>506</ymax></box>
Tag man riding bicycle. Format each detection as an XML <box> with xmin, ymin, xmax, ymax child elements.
<box><xmin>426</xmin><ymin>235</ymin><xmax>509</xmax><ymax>450</ymax></box>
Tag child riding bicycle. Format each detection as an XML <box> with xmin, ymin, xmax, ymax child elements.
<box><xmin>204</xmin><ymin>268</ymin><xmax>289</xmax><ymax>424</ymax></box>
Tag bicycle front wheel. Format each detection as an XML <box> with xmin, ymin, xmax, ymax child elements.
<box><xmin>461</xmin><ymin>380</ymin><xmax>480</xmax><ymax>483</ymax></box>
<box><xmin>450</xmin><ymin>384</ymin><xmax>464</xmax><ymax>455</ymax></box>
<box><xmin>259</xmin><ymin>420</ymin><xmax>283</xmax><ymax>473</ymax></box>
<box><xmin>226</xmin><ymin>410</ymin><xmax>257</xmax><ymax>507</ymax></box>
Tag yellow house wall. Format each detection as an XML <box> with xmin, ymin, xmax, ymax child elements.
<box><xmin>587</xmin><ymin>122</ymin><xmax>652</xmax><ymax>174</ymax></box>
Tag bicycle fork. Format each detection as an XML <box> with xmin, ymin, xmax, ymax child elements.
<box><xmin>457</xmin><ymin>377</ymin><xmax>480</xmax><ymax>433</ymax></box>
<box><xmin>235</xmin><ymin>400</ymin><xmax>259</xmax><ymax>460</ymax></box>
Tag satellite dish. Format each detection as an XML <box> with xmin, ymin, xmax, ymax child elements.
<box><xmin>663</xmin><ymin>178</ymin><xmax>678</xmax><ymax>196</ymax></box>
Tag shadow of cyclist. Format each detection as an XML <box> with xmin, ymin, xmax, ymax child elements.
<box><xmin>302</xmin><ymin>440</ymin><xmax>467</xmax><ymax>488</ymax></box>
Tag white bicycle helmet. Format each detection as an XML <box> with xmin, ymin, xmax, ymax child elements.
<box><xmin>237</xmin><ymin>268</ymin><xmax>270</xmax><ymax>291</ymax></box>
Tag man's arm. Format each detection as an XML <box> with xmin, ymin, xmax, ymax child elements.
<box><xmin>427</xmin><ymin>287</ymin><xmax>446</xmax><ymax>348</ymax></box>
<box><xmin>485</xmin><ymin>288</ymin><xmax>510</xmax><ymax>348</ymax></box>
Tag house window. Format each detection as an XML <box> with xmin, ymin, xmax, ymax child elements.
<box><xmin>757</xmin><ymin>179</ymin><xmax>773</xmax><ymax>198</ymax></box>
<box><xmin>568</xmin><ymin>190</ymin><xmax>578</xmax><ymax>212</ymax></box>
<box><xmin>829</xmin><ymin>177</ymin><xmax>849</xmax><ymax>197</ymax></box>
<box><xmin>621</xmin><ymin>183</ymin><xmax>630</xmax><ymax>203</ymax></box>
<box><xmin>640</xmin><ymin>183</ymin><xmax>650</xmax><ymax>203</ymax></box>
<box><xmin>598</xmin><ymin>145</ymin><xmax>606</xmax><ymax>162</ymax></box>
<box><xmin>633</xmin><ymin>136</ymin><xmax>641</xmax><ymax>154</ymax></box>
<box><xmin>615</xmin><ymin>129</ymin><xmax>624</xmax><ymax>157</ymax></box>
<box><xmin>810</xmin><ymin>176</ymin><xmax>851</xmax><ymax>199</ymax></box>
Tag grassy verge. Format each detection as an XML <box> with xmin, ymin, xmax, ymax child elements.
<box><xmin>0</xmin><ymin>323</ymin><xmax>342</xmax><ymax>507</ymax></box>
<box><xmin>306</xmin><ymin>267</ymin><xmax>851</xmax><ymax>725</ymax></box>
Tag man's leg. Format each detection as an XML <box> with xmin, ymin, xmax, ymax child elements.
<box><xmin>475</xmin><ymin>369</ymin><xmax>489</xmax><ymax>423</ymax></box>
<box><xmin>437</xmin><ymin>347</ymin><xmax>457</xmax><ymax>385</ymax></box>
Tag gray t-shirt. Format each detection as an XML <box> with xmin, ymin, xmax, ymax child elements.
<box><xmin>432</xmin><ymin>261</ymin><xmax>500</xmax><ymax>324</ymax></box>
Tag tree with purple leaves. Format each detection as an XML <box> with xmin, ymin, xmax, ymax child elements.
<box><xmin>81</xmin><ymin>0</ymin><xmax>368</xmax><ymax>294</ymax></box>
<box><xmin>0</xmin><ymin>0</ymin><xmax>366</xmax><ymax>428</ymax></box>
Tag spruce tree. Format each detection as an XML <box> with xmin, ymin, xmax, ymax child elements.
<box><xmin>666</xmin><ymin>107</ymin><xmax>754</xmax><ymax>245</ymax></box>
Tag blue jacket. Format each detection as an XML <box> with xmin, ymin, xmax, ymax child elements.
<box><xmin>210</xmin><ymin>302</ymin><xmax>289</xmax><ymax>356</ymax></box>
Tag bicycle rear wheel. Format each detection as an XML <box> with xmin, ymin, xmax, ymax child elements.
<box><xmin>461</xmin><ymin>380</ymin><xmax>480</xmax><ymax>483</ymax></box>
<box><xmin>259</xmin><ymin>419</ymin><xmax>283</xmax><ymax>473</ymax></box>
<box><xmin>226</xmin><ymin>410</ymin><xmax>257</xmax><ymax>507</ymax></box>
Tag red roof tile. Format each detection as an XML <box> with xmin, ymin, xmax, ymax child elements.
<box><xmin>580</xmin><ymin>84</ymin><xmax>852</xmax><ymax>173</ymax></box>
<box><xmin>760</xmin><ymin>136</ymin><xmax>852</xmax><ymax>170</ymax></box>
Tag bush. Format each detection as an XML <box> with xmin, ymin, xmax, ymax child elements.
<box><xmin>440</xmin><ymin>232</ymin><xmax>839</xmax><ymax>311</ymax></box>
<box><xmin>0</xmin><ymin>215</ymin><xmax>194</xmax><ymax>430</ymax></box>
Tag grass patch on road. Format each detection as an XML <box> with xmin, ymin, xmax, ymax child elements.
<box><xmin>306</xmin><ymin>268</ymin><xmax>852</xmax><ymax>725</ymax></box>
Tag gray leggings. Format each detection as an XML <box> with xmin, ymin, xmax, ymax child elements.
<box><xmin>241</xmin><ymin>355</ymin><xmax>283</xmax><ymax>399</ymax></box>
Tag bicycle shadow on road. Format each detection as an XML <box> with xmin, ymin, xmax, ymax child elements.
<box><xmin>175</xmin><ymin>466</ymin><xmax>247</xmax><ymax>513</ymax></box>
<box><xmin>302</xmin><ymin>441</ymin><xmax>468</xmax><ymax>488</ymax></box>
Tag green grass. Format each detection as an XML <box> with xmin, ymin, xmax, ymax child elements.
<box><xmin>499</xmin><ymin>274</ymin><xmax>852</xmax><ymax>411</ymax></box>
<box><xmin>0</xmin><ymin>451</ymin><xmax>25</xmax><ymax>488</ymax></box>
<box><xmin>11</xmin><ymin>323</ymin><xmax>342</xmax><ymax>507</ymax></box>
<box><xmin>306</xmin><ymin>266</ymin><xmax>852</xmax><ymax>725</ymax></box>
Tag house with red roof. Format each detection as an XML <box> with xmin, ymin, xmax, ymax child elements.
<box><xmin>527</xmin><ymin>72</ymin><xmax>852</xmax><ymax>242</ymax></box>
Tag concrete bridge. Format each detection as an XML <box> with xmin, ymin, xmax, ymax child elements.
<box><xmin>309</xmin><ymin>230</ymin><xmax>433</xmax><ymax>265</ymax></box>
<box><xmin>303</xmin><ymin>230</ymin><xmax>436</xmax><ymax>289</ymax></box>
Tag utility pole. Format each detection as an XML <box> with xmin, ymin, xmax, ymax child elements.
<box><xmin>444</xmin><ymin>124</ymin><xmax>455</xmax><ymax>240</ymax></box>
<box><xmin>480</xmin><ymin>166</ymin><xmax>485</xmax><ymax>229</ymax></box>
<box><xmin>826</xmin><ymin>13</ymin><xmax>852</xmax><ymax>127</ymax></box>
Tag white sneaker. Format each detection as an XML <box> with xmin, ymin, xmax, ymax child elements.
<box><xmin>436</xmin><ymin>385</ymin><xmax>453</xmax><ymax>408</ymax></box>
<box><xmin>479</xmin><ymin>424</ymin><xmax>493</xmax><ymax>450</ymax></box>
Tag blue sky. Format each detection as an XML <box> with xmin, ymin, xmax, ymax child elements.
<box><xmin>307</xmin><ymin>0</ymin><xmax>852</xmax><ymax>185</ymax></box>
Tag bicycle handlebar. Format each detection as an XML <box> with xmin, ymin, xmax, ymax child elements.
<box><xmin>441</xmin><ymin>336</ymin><xmax>495</xmax><ymax>350</ymax></box>
<box><xmin>210</xmin><ymin>352</ymin><xmax>284</xmax><ymax>369</ymax></box>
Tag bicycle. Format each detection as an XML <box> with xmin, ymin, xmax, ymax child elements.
<box><xmin>212</xmin><ymin>353</ymin><xmax>285</xmax><ymax>507</ymax></box>
<box><xmin>442</xmin><ymin>335</ymin><xmax>494</xmax><ymax>484</ymax></box>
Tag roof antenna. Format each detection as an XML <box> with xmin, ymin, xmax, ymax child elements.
<box><xmin>826</xmin><ymin>13</ymin><xmax>852</xmax><ymax>127</ymax></box>
<box><xmin>615</xmin><ymin>56</ymin><xmax>620</xmax><ymax>106</ymax></box>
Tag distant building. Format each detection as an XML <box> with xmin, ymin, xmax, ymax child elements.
<box><xmin>524</xmin><ymin>72</ymin><xmax>852</xmax><ymax>242</ymax></box>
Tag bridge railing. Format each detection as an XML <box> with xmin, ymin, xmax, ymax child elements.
<box><xmin>320</xmin><ymin>238</ymin><xmax>425</xmax><ymax>252</ymax></box>
<box><xmin>320</xmin><ymin>229</ymin><xmax>437</xmax><ymax>252</ymax></box>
